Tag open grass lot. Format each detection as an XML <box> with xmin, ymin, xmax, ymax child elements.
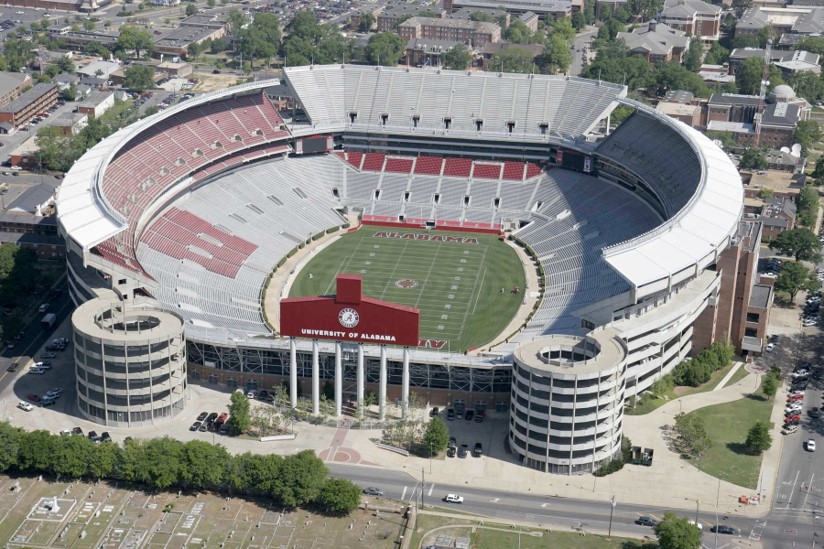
<box><xmin>290</xmin><ymin>227</ymin><xmax>526</xmax><ymax>352</ymax></box>
<box><xmin>0</xmin><ymin>474</ymin><xmax>402</xmax><ymax>548</ymax></box>
<box><xmin>688</xmin><ymin>390</ymin><xmax>772</xmax><ymax>489</ymax></box>
<box><xmin>625</xmin><ymin>362</ymin><xmax>744</xmax><ymax>416</ymax></box>
<box><xmin>412</xmin><ymin>513</ymin><xmax>648</xmax><ymax>549</ymax></box>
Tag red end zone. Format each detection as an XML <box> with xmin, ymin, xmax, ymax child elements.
<box><xmin>280</xmin><ymin>275</ymin><xmax>420</xmax><ymax>346</ymax></box>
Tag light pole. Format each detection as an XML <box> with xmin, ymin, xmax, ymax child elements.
<box><xmin>429</xmin><ymin>441</ymin><xmax>433</xmax><ymax>474</ymax></box>
<box><xmin>695</xmin><ymin>498</ymin><xmax>700</xmax><ymax>525</ymax></box>
<box><xmin>421</xmin><ymin>467</ymin><xmax>425</xmax><ymax>509</ymax></box>
<box><xmin>608</xmin><ymin>496</ymin><xmax>616</xmax><ymax>539</ymax></box>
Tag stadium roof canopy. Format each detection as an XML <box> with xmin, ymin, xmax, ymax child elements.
<box><xmin>283</xmin><ymin>65</ymin><xmax>626</xmax><ymax>141</ymax></box>
<box><xmin>602</xmin><ymin>103</ymin><xmax>742</xmax><ymax>290</ymax></box>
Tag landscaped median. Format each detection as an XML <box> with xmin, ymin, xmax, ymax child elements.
<box><xmin>410</xmin><ymin>512</ymin><xmax>646</xmax><ymax>549</ymax></box>
<box><xmin>680</xmin><ymin>377</ymin><xmax>772</xmax><ymax>489</ymax></box>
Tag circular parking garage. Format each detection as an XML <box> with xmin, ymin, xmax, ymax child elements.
<box><xmin>72</xmin><ymin>297</ymin><xmax>187</xmax><ymax>427</ymax></box>
<box><xmin>509</xmin><ymin>329</ymin><xmax>628</xmax><ymax>475</ymax></box>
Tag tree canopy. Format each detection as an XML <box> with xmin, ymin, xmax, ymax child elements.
<box><xmin>739</xmin><ymin>147</ymin><xmax>767</xmax><ymax>171</ymax></box>
<box><xmin>735</xmin><ymin>57</ymin><xmax>783</xmax><ymax>95</ymax></box>
<box><xmin>116</xmin><ymin>25</ymin><xmax>155</xmax><ymax>59</ymax></box>
<box><xmin>123</xmin><ymin>65</ymin><xmax>154</xmax><ymax>92</ymax></box>
<box><xmin>654</xmin><ymin>512</ymin><xmax>703</xmax><ymax>549</ymax></box>
<box><xmin>227</xmin><ymin>391</ymin><xmax>251</xmax><ymax>435</ymax></box>
<box><xmin>492</xmin><ymin>46</ymin><xmax>537</xmax><ymax>73</ymax></box>
<box><xmin>365</xmin><ymin>32</ymin><xmax>404</xmax><ymax>66</ymax></box>
<box><xmin>422</xmin><ymin>417</ymin><xmax>450</xmax><ymax>455</ymax></box>
<box><xmin>776</xmin><ymin>261</ymin><xmax>819</xmax><ymax>301</ymax></box>
<box><xmin>769</xmin><ymin>228</ymin><xmax>821</xmax><ymax>262</ymax></box>
<box><xmin>282</xmin><ymin>12</ymin><xmax>350</xmax><ymax>66</ymax></box>
<box><xmin>442</xmin><ymin>44</ymin><xmax>472</xmax><ymax>70</ymax></box>
<box><xmin>745</xmin><ymin>422</ymin><xmax>772</xmax><ymax>455</ymax></box>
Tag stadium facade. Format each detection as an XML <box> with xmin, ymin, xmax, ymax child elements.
<box><xmin>57</xmin><ymin>65</ymin><xmax>743</xmax><ymax>475</ymax></box>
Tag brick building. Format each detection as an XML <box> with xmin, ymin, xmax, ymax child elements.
<box><xmin>615</xmin><ymin>20</ymin><xmax>691</xmax><ymax>63</ymax></box>
<box><xmin>376</xmin><ymin>4</ymin><xmax>445</xmax><ymax>31</ymax></box>
<box><xmin>398</xmin><ymin>17</ymin><xmax>501</xmax><ymax>48</ymax></box>
<box><xmin>0</xmin><ymin>72</ymin><xmax>33</xmax><ymax>110</ymax></box>
<box><xmin>659</xmin><ymin>0</ymin><xmax>722</xmax><ymax>41</ymax></box>
<box><xmin>693</xmin><ymin>221</ymin><xmax>774</xmax><ymax>355</ymax></box>
<box><xmin>0</xmin><ymin>83</ymin><xmax>58</xmax><ymax>129</ymax></box>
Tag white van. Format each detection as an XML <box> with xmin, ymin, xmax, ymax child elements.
<box><xmin>38</xmin><ymin>303</ymin><xmax>49</xmax><ymax>313</ymax></box>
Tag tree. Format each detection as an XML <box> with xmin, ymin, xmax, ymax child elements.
<box><xmin>442</xmin><ymin>44</ymin><xmax>472</xmax><ymax>70</ymax></box>
<box><xmin>704</xmin><ymin>42</ymin><xmax>729</xmax><ymax>65</ymax></box>
<box><xmin>185</xmin><ymin>2</ymin><xmax>198</xmax><ymax>15</ymax></box>
<box><xmin>775</xmin><ymin>260</ymin><xmax>819</xmax><ymax>301</ymax></box>
<box><xmin>795</xmin><ymin>120</ymin><xmax>821</xmax><ymax>156</ymax></box>
<box><xmin>787</xmin><ymin>71</ymin><xmax>823</xmax><ymax>104</ymax></box>
<box><xmin>55</xmin><ymin>56</ymin><xmax>75</xmax><ymax>74</ymax></box>
<box><xmin>187</xmin><ymin>41</ymin><xmax>202</xmax><ymax>59</ymax></box>
<box><xmin>798</xmin><ymin>185</ymin><xmax>821</xmax><ymax>224</ymax></box>
<box><xmin>739</xmin><ymin>146</ymin><xmax>767</xmax><ymax>170</ymax></box>
<box><xmin>181</xmin><ymin>440</ymin><xmax>230</xmax><ymax>489</ymax></box>
<box><xmin>123</xmin><ymin>65</ymin><xmax>155</xmax><ymax>93</ymax></box>
<box><xmin>745</xmin><ymin>422</ymin><xmax>772</xmax><ymax>454</ymax></box>
<box><xmin>736</xmin><ymin>57</ymin><xmax>765</xmax><ymax>95</ymax></box>
<box><xmin>87</xmin><ymin>441</ymin><xmax>119</xmax><ymax>479</ymax></box>
<box><xmin>655</xmin><ymin>62</ymin><xmax>710</xmax><ymax>97</ymax></box>
<box><xmin>683</xmin><ymin>39</ymin><xmax>703</xmax><ymax>72</ymax></box>
<box><xmin>83</xmin><ymin>18</ymin><xmax>96</xmax><ymax>31</ymax></box>
<box><xmin>761</xmin><ymin>372</ymin><xmax>778</xmax><ymax>398</ymax></box>
<box><xmin>422</xmin><ymin>417</ymin><xmax>449</xmax><ymax>456</ymax></box>
<box><xmin>227</xmin><ymin>391</ymin><xmax>251</xmax><ymax>435</ymax></box>
<box><xmin>282</xmin><ymin>13</ymin><xmax>348</xmax><ymax>66</ymax></box>
<box><xmin>583</xmin><ymin>41</ymin><xmax>656</xmax><ymax>90</ymax></box>
<box><xmin>769</xmin><ymin>229</ymin><xmax>821</xmax><ymax>262</ymax></box>
<box><xmin>357</xmin><ymin>12</ymin><xmax>374</xmax><ymax>32</ymax></box>
<box><xmin>673</xmin><ymin>413</ymin><xmax>711</xmax><ymax>457</ymax></box>
<box><xmin>227</xmin><ymin>8</ymin><xmax>247</xmax><ymax>35</ymax></box>
<box><xmin>493</xmin><ymin>46</ymin><xmax>536</xmax><ymax>73</ymax></box>
<box><xmin>317</xmin><ymin>478</ymin><xmax>361</xmax><ymax>515</ymax></box>
<box><xmin>654</xmin><ymin>512</ymin><xmax>703</xmax><ymax>549</ymax></box>
<box><xmin>503</xmin><ymin>19</ymin><xmax>535</xmax><ymax>44</ymax></box>
<box><xmin>757</xmin><ymin>187</ymin><xmax>774</xmax><ymax>200</ymax></box>
<box><xmin>117</xmin><ymin>25</ymin><xmax>155</xmax><ymax>59</ymax></box>
<box><xmin>551</xmin><ymin>17</ymin><xmax>575</xmax><ymax>41</ymax></box>
<box><xmin>0</xmin><ymin>422</ymin><xmax>23</xmax><ymax>472</ymax></box>
<box><xmin>813</xmin><ymin>156</ymin><xmax>824</xmax><ymax>180</ymax></box>
<box><xmin>277</xmin><ymin>450</ymin><xmax>327</xmax><ymax>507</ymax></box>
<box><xmin>537</xmin><ymin>34</ymin><xmax>572</xmax><ymax>74</ymax></box>
<box><xmin>365</xmin><ymin>32</ymin><xmax>404</xmax><ymax>66</ymax></box>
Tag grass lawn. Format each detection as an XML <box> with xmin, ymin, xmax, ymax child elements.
<box><xmin>411</xmin><ymin>513</ymin><xmax>648</xmax><ymax>549</ymax></box>
<box><xmin>625</xmin><ymin>361</ymin><xmax>742</xmax><ymax>416</ymax></box>
<box><xmin>687</xmin><ymin>389</ymin><xmax>772</xmax><ymax>489</ymax></box>
<box><xmin>290</xmin><ymin>227</ymin><xmax>526</xmax><ymax>352</ymax></box>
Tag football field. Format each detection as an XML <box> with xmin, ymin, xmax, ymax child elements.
<box><xmin>289</xmin><ymin>227</ymin><xmax>526</xmax><ymax>352</ymax></box>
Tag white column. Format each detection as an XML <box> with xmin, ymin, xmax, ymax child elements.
<box><xmin>289</xmin><ymin>337</ymin><xmax>297</xmax><ymax>409</ymax></box>
<box><xmin>379</xmin><ymin>345</ymin><xmax>387</xmax><ymax>421</ymax></box>
<box><xmin>312</xmin><ymin>339</ymin><xmax>320</xmax><ymax>416</ymax></box>
<box><xmin>334</xmin><ymin>341</ymin><xmax>342</xmax><ymax>418</ymax></box>
<box><xmin>357</xmin><ymin>344</ymin><xmax>365</xmax><ymax>420</ymax></box>
<box><xmin>402</xmin><ymin>346</ymin><xmax>410</xmax><ymax>419</ymax></box>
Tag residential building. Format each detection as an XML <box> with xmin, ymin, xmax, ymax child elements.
<box><xmin>444</xmin><ymin>0</ymin><xmax>579</xmax><ymax>20</ymax></box>
<box><xmin>398</xmin><ymin>17</ymin><xmax>501</xmax><ymax>48</ymax></box>
<box><xmin>451</xmin><ymin>6</ymin><xmax>510</xmax><ymax>27</ymax></box>
<box><xmin>615</xmin><ymin>20</ymin><xmax>690</xmax><ymax>63</ymax></box>
<box><xmin>52</xmin><ymin>112</ymin><xmax>89</xmax><ymax>136</ymax></box>
<box><xmin>759</xmin><ymin>197</ymin><xmax>797</xmax><ymax>240</ymax></box>
<box><xmin>154</xmin><ymin>15</ymin><xmax>228</xmax><ymax>57</ymax></box>
<box><xmin>656</xmin><ymin>101</ymin><xmax>701</xmax><ymax>126</ymax></box>
<box><xmin>0</xmin><ymin>72</ymin><xmax>32</xmax><ymax>110</ymax></box>
<box><xmin>376</xmin><ymin>4</ymin><xmax>445</xmax><ymax>31</ymax></box>
<box><xmin>405</xmin><ymin>38</ymin><xmax>466</xmax><ymax>67</ymax></box>
<box><xmin>659</xmin><ymin>0</ymin><xmax>722</xmax><ymax>41</ymax></box>
<box><xmin>0</xmin><ymin>83</ymin><xmax>58</xmax><ymax>129</ymax></box>
<box><xmin>77</xmin><ymin>91</ymin><xmax>115</xmax><ymax>119</ymax></box>
<box><xmin>78</xmin><ymin>60</ymin><xmax>121</xmax><ymax>79</ymax></box>
<box><xmin>737</xmin><ymin>6</ymin><xmax>824</xmax><ymax>37</ymax></box>
<box><xmin>728</xmin><ymin>48</ymin><xmax>820</xmax><ymax>76</ymax></box>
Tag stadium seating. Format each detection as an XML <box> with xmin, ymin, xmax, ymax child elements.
<box><xmin>94</xmin><ymin>93</ymin><xmax>289</xmax><ymax>275</ymax></box>
<box><xmin>595</xmin><ymin>112</ymin><xmax>701</xmax><ymax>218</ymax></box>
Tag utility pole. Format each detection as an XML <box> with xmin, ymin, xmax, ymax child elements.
<box><xmin>421</xmin><ymin>467</ymin><xmax>425</xmax><ymax>509</ymax></box>
<box><xmin>608</xmin><ymin>496</ymin><xmax>616</xmax><ymax>539</ymax></box>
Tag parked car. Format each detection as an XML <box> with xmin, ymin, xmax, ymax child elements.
<box><xmin>7</xmin><ymin>362</ymin><xmax>18</xmax><ymax>372</ymax></box>
<box><xmin>448</xmin><ymin>437</ymin><xmax>457</xmax><ymax>449</ymax></box>
<box><xmin>788</xmin><ymin>394</ymin><xmax>804</xmax><ymax>401</ymax></box>
<box><xmin>443</xmin><ymin>494</ymin><xmax>464</xmax><ymax>504</ymax></box>
<box><xmin>710</xmin><ymin>525</ymin><xmax>738</xmax><ymax>535</ymax></box>
<box><xmin>446</xmin><ymin>408</ymin><xmax>455</xmax><ymax>421</ymax></box>
<box><xmin>101</xmin><ymin>432</ymin><xmax>112</xmax><ymax>443</ymax></box>
<box><xmin>88</xmin><ymin>431</ymin><xmax>101</xmax><ymax>443</ymax></box>
<box><xmin>190</xmin><ymin>421</ymin><xmax>202</xmax><ymax>431</ymax></box>
<box><xmin>72</xmin><ymin>427</ymin><xmax>83</xmax><ymax>436</ymax></box>
<box><xmin>196</xmin><ymin>411</ymin><xmax>208</xmax><ymax>421</ymax></box>
<box><xmin>446</xmin><ymin>446</ymin><xmax>456</xmax><ymax>457</ymax></box>
<box><xmin>807</xmin><ymin>439</ymin><xmax>817</xmax><ymax>452</ymax></box>
<box><xmin>26</xmin><ymin>394</ymin><xmax>41</xmax><ymax>402</ymax></box>
<box><xmin>785</xmin><ymin>414</ymin><xmax>801</xmax><ymax>422</ymax></box>
<box><xmin>635</xmin><ymin>516</ymin><xmax>658</xmax><ymax>527</ymax></box>
<box><xmin>782</xmin><ymin>425</ymin><xmax>799</xmax><ymax>435</ymax></box>
<box><xmin>458</xmin><ymin>444</ymin><xmax>468</xmax><ymax>458</ymax></box>
<box><xmin>363</xmin><ymin>487</ymin><xmax>384</xmax><ymax>496</ymax></box>
<box><xmin>198</xmin><ymin>422</ymin><xmax>209</xmax><ymax>432</ymax></box>
<box><xmin>472</xmin><ymin>442</ymin><xmax>483</xmax><ymax>457</ymax></box>
<box><xmin>475</xmin><ymin>410</ymin><xmax>485</xmax><ymax>422</ymax></box>
<box><xmin>17</xmin><ymin>401</ymin><xmax>33</xmax><ymax>411</ymax></box>
<box><xmin>766</xmin><ymin>343</ymin><xmax>775</xmax><ymax>352</ymax></box>
<box><xmin>465</xmin><ymin>410</ymin><xmax>474</xmax><ymax>421</ymax></box>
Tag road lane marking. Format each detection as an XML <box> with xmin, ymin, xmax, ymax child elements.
<box><xmin>400</xmin><ymin>486</ymin><xmax>407</xmax><ymax>501</ymax></box>
<box><xmin>428</xmin><ymin>484</ymin><xmax>434</xmax><ymax>497</ymax></box>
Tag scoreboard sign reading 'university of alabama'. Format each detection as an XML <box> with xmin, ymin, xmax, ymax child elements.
<box><xmin>280</xmin><ymin>275</ymin><xmax>420</xmax><ymax>347</ymax></box>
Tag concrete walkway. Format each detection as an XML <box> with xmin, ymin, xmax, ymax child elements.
<box><xmin>713</xmin><ymin>361</ymin><xmax>745</xmax><ymax>392</ymax></box>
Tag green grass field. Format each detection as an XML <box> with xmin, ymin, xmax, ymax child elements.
<box><xmin>289</xmin><ymin>226</ymin><xmax>526</xmax><ymax>352</ymax></box>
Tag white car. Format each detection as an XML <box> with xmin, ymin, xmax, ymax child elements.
<box><xmin>28</xmin><ymin>368</ymin><xmax>45</xmax><ymax>375</ymax></box>
<box><xmin>443</xmin><ymin>494</ymin><xmax>464</xmax><ymax>504</ymax></box>
<box><xmin>688</xmin><ymin>519</ymin><xmax>703</xmax><ymax>530</ymax></box>
<box><xmin>766</xmin><ymin>343</ymin><xmax>775</xmax><ymax>352</ymax></box>
<box><xmin>16</xmin><ymin>401</ymin><xmax>33</xmax><ymax>412</ymax></box>
<box><xmin>782</xmin><ymin>425</ymin><xmax>799</xmax><ymax>435</ymax></box>
<box><xmin>807</xmin><ymin>439</ymin><xmax>816</xmax><ymax>452</ymax></box>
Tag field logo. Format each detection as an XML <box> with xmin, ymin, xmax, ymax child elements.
<box><xmin>373</xmin><ymin>231</ymin><xmax>479</xmax><ymax>245</ymax></box>
<box><xmin>394</xmin><ymin>279</ymin><xmax>419</xmax><ymax>289</ymax></box>
<box><xmin>418</xmin><ymin>339</ymin><xmax>447</xmax><ymax>349</ymax></box>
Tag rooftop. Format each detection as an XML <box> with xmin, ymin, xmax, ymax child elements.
<box><xmin>0</xmin><ymin>83</ymin><xmax>55</xmax><ymax>115</ymax></box>
<box><xmin>400</xmin><ymin>16</ymin><xmax>500</xmax><ymax>33</ymax></box>
<box><xmin>0</xmin><ymin>72</ymin><xmax>30</xmax><ymax>101</ymax></box>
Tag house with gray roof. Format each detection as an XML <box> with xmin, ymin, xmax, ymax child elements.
<box><xmin>616</xmin><ymin>20</ymin><xmax>690</xmax><ymax>63</ymax></box>
<box><xmin>659</xmin><ymin>0</ymin><xmax>721</xmax><ymax>40</ymax></box>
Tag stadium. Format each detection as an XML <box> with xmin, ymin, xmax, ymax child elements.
<box><xmin>57</xmin><ymin>64</ymin><xmax>743</xmax><ymax>475</ymax></box>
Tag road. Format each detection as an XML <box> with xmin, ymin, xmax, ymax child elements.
<box><xmin>329</xmin><ymin>461</ymin><xmax>824</xmax><ymax>547</ymax></box>
<box><xmin>570</xmin><ymin>27</ymin><xmax>598</xmax><ymax>77</ymax></box>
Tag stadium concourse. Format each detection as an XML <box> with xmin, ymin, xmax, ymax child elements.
<box><xmin>56</xmin><ymin>65</ymin><xmax>743</xmax><ymax>475</ymax></box>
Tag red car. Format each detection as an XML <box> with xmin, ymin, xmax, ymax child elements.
<box><xmin>788</xmin><ymin>394</ymin><xmax>804</xmax><ymax>401</ymax></box>
<box><xmin>785</xmin><ymin>414</ymin><xmax>801</xmax><ymax>422</ymax></box>
<box><xmin>26</xmin><ymin>394</ymin><xmax>41</xmax><ymax>403</ymax></box>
